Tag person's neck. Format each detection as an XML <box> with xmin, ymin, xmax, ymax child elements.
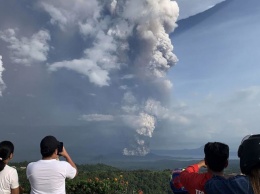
<box><xmin>3</xmin><ymin>159</ymin><xmax>10</xmax><ymax>164</ymax></box>
<box><xmin>208</xmin><ymin>169</ymin><xmax>224</xmax><ymax>176</ymax></box>
<box><xmin>42</xmin><ymin>155</ymin><xmax>58</xmax><ymax>160</ymax></box>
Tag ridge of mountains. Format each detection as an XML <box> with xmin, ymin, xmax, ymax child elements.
<box><xmin>81</xmin><ymin>146</ymin><xmax>238</xmax><ymax>170</ymax></box>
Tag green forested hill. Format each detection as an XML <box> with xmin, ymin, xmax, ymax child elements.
<box><xmin>12</xmin><ymin>160</ymin><xmax>240</xmax><ymax>194</ymax></box>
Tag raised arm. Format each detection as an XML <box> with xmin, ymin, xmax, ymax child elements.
<box><xmin>59</xmin><ymin>146</ymin><xmax>78</xmax><ymax>175</ymax></box>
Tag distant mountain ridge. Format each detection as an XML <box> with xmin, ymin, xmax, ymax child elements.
<box><xmin>151</xmin><ymin>146</ymin><xmax>238</xmax><ymax>160</ymax></box>
<box><xmin>84</xmin><ymin>147</ymin><xmax>239</xmax><ymax>170</ymax></box>
<box><xmin>151</xmin><ymin>146</ymin><xmax>204</xmax><ymax>158</ymax></box>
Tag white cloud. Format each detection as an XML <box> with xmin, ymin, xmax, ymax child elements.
<box><xmin>144</xmin><ymin>99</ymin><xmax>190</xmax><ymax>124</ymax></box>
<box><xmin>0</xmin><ymin>55</ymin><xmax>6</xmax><ymax>96</ymax></box>
<box><xmin>49</xmin><ymin>29</ymin><xmax>120</xmax><ymax>87</ymax></box>
<box><xmin>119</xmin><ymin>85</ymin><xmax>128</xmax><ymax>90</ymax></box>
<box><xmin>79</xmin><ymin>21</ymin><xmax>96</xmax><ymax>37</ymax></box>
<box><xmin>39</xmin><ymin>0</ymin><xmax>100</xmax><ymax>30</ymax></box>
<box><xmin>40</xmin><ymin>2</ymin><xmax>68</xmax><ymax>29</ymax></box>
<box><xmin>79</xmin><ymin>114</ymin><xmax>114</xmax><ymax>122</ymax></box>
<box><xmin>49</xmin><ymin>58</ymin><xmax>110</xmax><ymax>87</ymax></box>
<box><xmin>122</xmin><ymin>91</ymin><xmax>137</xmax><ymax>104</ymax></box>
<box><xmin>0</xmin><ymin>29</ymin><xmax>50</xmax><ymax>66</ymax></box>
<box><xmin>121</xmin><ymin>74</ymin><xmax>134</xmax><ymax>80</ymax></box>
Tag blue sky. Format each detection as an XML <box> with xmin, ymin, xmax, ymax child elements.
<box><xmin>161</xmin><ymin>0</ymin><xmax>260</xmax><ymax>150</ymax></box>
<box><xmin>0</xmin><ymin>0</ymin><xmax>259</xmax><ymax>161</ymax></box>
<box><xmin>172</xmin><ymin>0</ymin><xmax>260</xmax><ymax>96</ymax></box>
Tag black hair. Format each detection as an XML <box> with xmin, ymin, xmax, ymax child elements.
<box><xmin>204</xmin><ymin>142</ymin><xmax>229</xmax><ymax>172</ymax></box>
<box><xmin>41</xmin><ymin>149</ymin><xmax>55</xmax><ymax>158</ymax></box>
<box><xmin>0</xmin><ymin>141</ymin><xmax>14</xmax><ymax>171</ymax></box>
<box><xmin>40</xmin><ymin>136</ymin><xmax>59</xmax><ymax>158</ymax></box>
<box><xmin>238</xmin><ymin>134</ymin><xmax>260</xmax><ymax>174</ymax></box>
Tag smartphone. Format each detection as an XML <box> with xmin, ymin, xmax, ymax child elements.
<box><xmin>57</xmin><ymin>142</ymin><xmax>63</xmax><ymax>154</ymax></box>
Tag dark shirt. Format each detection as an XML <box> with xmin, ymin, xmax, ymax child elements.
<box><xmin>205</xmin><ymin>175</ymin><xmax>254</xmax><ymax>194</ymax></box>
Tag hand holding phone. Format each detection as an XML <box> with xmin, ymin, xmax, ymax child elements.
<box><xmin>57</xmin><ymin>142</ymin><xmax>63</xmax><ymax>155</ymax></box>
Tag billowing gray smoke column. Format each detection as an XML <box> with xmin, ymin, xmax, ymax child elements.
<box><xmin>48</xmin><ymin>0</ymin><xmax>179</xmax><ymax>155</ymax></box>
<box><xmin>0</xmin><ymin>0</ymin><xmax>179</xmax><ymax>156</ymax></box>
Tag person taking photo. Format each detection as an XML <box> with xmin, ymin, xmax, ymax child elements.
<box><xmin>26</xmin><ymin>135</ymin><xmax>77</xmax><ymax>194</ymax></box>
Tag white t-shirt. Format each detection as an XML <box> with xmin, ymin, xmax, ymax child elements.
<box><xmin>26</xmin><ymin>159</ymin><xmax>76</xmax><ymax>194</ymax></box>
<box><xmin>0</xmin><ymin>165</ymin><xmax>19</xmax><ymax>194</ymax></box>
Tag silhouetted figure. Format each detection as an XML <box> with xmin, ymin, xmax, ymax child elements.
<box><xmin>205</xmin><ymin>134</ymin><xmax>260</xmax><ymax>194</ymax></box>
<box><xmin>179</xmin><ymin>142</ymin><xmax>229</xmax><ymax>194</ymax></box>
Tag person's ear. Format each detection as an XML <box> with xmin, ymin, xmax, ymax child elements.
<box><xmin>9</xmin><ymin>153</ymin><xmax>13</xmax><ymax>160</ymax></box>
<box><xmin>225</xmin><ymin>160</ymin><xmax>228</xmax><ymax>168</ymax></box>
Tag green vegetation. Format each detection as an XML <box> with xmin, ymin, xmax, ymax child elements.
<box><xmin>12</xmin><ymin>160</ymin><xmax>240</xmax><ymax>194</ymax></box>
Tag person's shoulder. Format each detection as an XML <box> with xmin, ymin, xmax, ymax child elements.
<box><xmin>229</xmin><ymin>174</ymin><xmax>247</xmax><ymax>180</ymax></box>
<box><xmin>59</xmin><ymin>160</ymin><xmax>73</xmax><ymax>166</ymax></box>
<box><xmin>27</xmin><ymin>160</ymin><xmax>43</xmax><ymax>167</ymax></box>
<box><xmin>27</xmin><ymin>160</ymin><xmax>38</xmax><ymax>165</ymax></box>
<box><xmin>205</xmin><ymin>175</ymin><xmax>226</xmax><ymax>187</ymax></box>
<box><xmin>206</xmin><ymin>174</ymin><xmax>249</xmax><ymax>186</ymax></box>
<box><xmin>5</xmin><ymin>165</ymin><xmax>17</xmax><ymax>171</ymax></box>
<box><xmin>3</xmin><ymin>165</ymin><xmax>18</xmax><ymax>175</ymax></box>
<box><xmin>228</xmin><ymin>175</ymin><xmax>249</xmax><ymax>184</ymax></box>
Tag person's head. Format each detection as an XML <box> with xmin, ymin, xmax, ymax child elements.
<box><xmin>204</xmin><ymin>142</ymin><xmax>229</xmax><ymax>172</ymax></box>
<box><xmin>40</xmin><ymin>135</ymin><xmax>60</xmax><ymax>158</ymax></box>
<box><xmin>238</xmin><ymin>134</ymin><xmax>260</xmax><ymax>193</ymax></box>
<box><xmin>0</xmin><ymin>141</ymin><xmax>14</xmax><ymax>171</ymax></box>
<box><xmin>238</xmin><ymin>134</ymin><xmax>260</xmax><ymax>175</ymax></box>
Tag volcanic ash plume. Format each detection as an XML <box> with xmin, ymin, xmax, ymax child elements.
<box><xmin>41</xmin><ymin>0</ymin><xmax>179</xmax><ymax>155</ymax></box>
<box><xmin>122</xmin><ymin>112</ymin><xmax>156</xmax><ymax>156</ymax></box>
<box><xmin>0</xmin><ymin>55</ymin><xmax>6</xmax><ymax>96</ymax></box>
<box><xmin>48</xmin><ymin>0</ymin><xmax>179</xmax><ymax>87</ymax></box>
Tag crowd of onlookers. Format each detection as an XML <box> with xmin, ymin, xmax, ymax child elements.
<box><xmin>1</xmin><ymin>134</ymin><xmax>260</xmax><ymax>194</ymax></box>
<box><xmin>171</xmin><ymin>134</ymin><xmax>260</xmax><ymax>194</ymax></box>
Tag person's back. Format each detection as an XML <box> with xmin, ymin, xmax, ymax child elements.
<box><xmin>0</xmin><ymin>165</ymin><xmax>19</xmax><ymax>194</ymax></box>
<box><xmin>205</xmin><ymin>175</ymin><xmax>253</xmax><ymax>194</ymax></box>
<box><xmin>27</xmin><ymin>159</ymin><xmax>76</xmax><ymax>194</ymax></box>
<box><xmin>26</xmin><ymin>135</ymin><xmax>77</xmax><ymax>194</ymax></box>
<box><xmin>0</xmin><ymin>141</ymin><xmax>20</xmax><ymax>194</ymax></box>
<box><xmin>179</xmin><ymin>142</ymin><xmax>229</xmax><ymax>194</ymax></box>
<box><xmin>205</xmin><ymin>134</ymin><xmax>260</xmax><ymax>194</ymax></box>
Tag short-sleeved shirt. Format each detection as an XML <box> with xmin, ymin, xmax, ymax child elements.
<box><xmin>205</xmin><ymin>175</ymin><xmax>254</xmax><ymax>194</ymax></box>
<box><xmin>26</xmin><ymin>159</ymin><xmax>76</xmax><ymax>194</ymax></box>
<box><xmin>0</xmin><ymin>165</ymin><xmax>19</xmax><ymax>194</ymax></box>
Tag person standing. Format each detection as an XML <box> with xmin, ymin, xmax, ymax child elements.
<box><xmin>0</xmin><ymin>141</ymin><xmax>20</xmax><ymax>194</ymax></box>
<box><xmin>205</xmin><ymin>134</ymin><xmax>260</xmax><ymax>194</ymax></box>
<box><xmin>179</xmin><ymin>142</ymin><xmax>229</xmax><ymax>194</ymax></box>
<box><xmin>26</xmin><ymin>135</ymin><xmax>77</xmax><ymax>194</ymax></box>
